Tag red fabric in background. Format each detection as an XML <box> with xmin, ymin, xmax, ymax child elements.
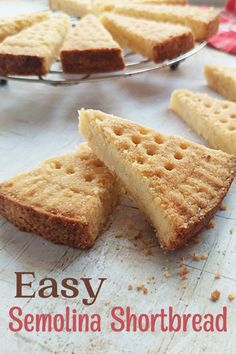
<box><xmin>208</xmin><ymin>1</ymin><xmax>236</xmax><ymax>55</ymax></box>
<box><xmin>226</xmin><ymin>0</ymin><xmax>236</xmax><ymax>15</ymax></box>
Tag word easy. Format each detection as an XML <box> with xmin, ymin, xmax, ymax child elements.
<box><xmin>15</xmin><ymin>272</ymin><xmax>106</xmax><ymax>306</ymax></box>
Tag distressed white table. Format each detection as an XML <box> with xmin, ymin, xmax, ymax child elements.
<box><xmin>0</xmin><ymin>1</ymin><xmax>236</xmax><ymax>353</ymax></box>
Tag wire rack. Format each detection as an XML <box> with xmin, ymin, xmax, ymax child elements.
<box><xmin>0</xmin><ymin>41</ymin><xmax>207</xmax><ymax>87</ymax></box>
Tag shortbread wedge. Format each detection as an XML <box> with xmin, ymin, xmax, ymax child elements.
<box><xmin>205</xmin><ymin>65</ymin><xmax>236</xmax><ymax>102</ymax></box>
<box><xmin>49</xmin><ymin>0</ymin><xmax>92</xmax><ymax>17</ymax></box>
<box><xmin>170</xmin><ymin>89</ymin><xmax>236</xmax><ymax>155</ymax></box>
<box><xmin>113</xmin><ymin>4</ymin><xmax>220</xmax><ymax>41</ymax></box>
<box><xmin>61</xmin><ymin>15</ymin><xmax>125</xmax><ymax>73</ymax></box>
<box><xmin>0</xmin><ymin>14</ymin><xmax>70</xmax><ymax>76</ymax></box>
<box><xmin>79</xmin><ymin>109</ymin><xmax>236</xmax><ymax>251</ymax></box>
<box><xmin>0</xmin><ymin>144</ymin><xmax>122</xmax><ymax>249</ymax></box>
<box><xmin>101</xmin><ymin>13</ymin><xmax>194</xmax><ymax>63</ymax></box>
<box><xmin>0</xmin><ymin>11</ymin><xmax>50</xmax><ymax>43</ymax></box>
<box><xmin>93</xmin><ymin>0</ymin><xmax>187</xmax><ymax>14</ymax></box>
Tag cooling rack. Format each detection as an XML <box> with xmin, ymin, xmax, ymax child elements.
<box><xmin>0</xmin><ymin>41</ymin><xmax>207</xmax><ymax>87</ymax></box>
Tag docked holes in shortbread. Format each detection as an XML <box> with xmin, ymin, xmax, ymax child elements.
<box><xmin>0</xmin><ymin>144</ymin><xmax>122</xmax><ymax>248</ymax></box>
<box><xmin>170</xmin><ymin>89</ymin><xmax>236</xmax><ymax>155</ymax></box>
<box><xmin>79</xmin><ymin>108</ymin><xmax>236</xmax><ymax>251</ymax></box>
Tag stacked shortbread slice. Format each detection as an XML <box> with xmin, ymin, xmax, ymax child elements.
<box><xmin>79</xmin><ymin>109</ymin><xmax>236</xmax><ymax>250</ymax></box>
<box><xmin>170</xmin><ymin>89</ymin><xmax>236</xmax><ymax>155</ymax></box>
<box><xmin>93</xmin><ymin>0</ymin><xmax>187</xmax><ymax>15</ymax></box>
<box><xmin>0</xmin><ymin>12</ymin><xmax>50</xmax><ymax>43</ymax></box>
<box><xmin>205</xmin><ymin>64</ymin><xmax>236</xmax><ymax>102</ymax></box>
<box><xmin>101</xmin><ymin>13</ymin><xmax>194</xmax><ymax>63</ymax></box>
<box><xmin>0</xmin><ymin>144</ymin><xmax>122</xmax><ymax>248</ymax></box>
<box><xmin>49</xmin><ymin>0</ymin><xmax>92</xmax><ymax>17</ymax></box>
<box><xmin>112</xmin><ymin>4</ymin><xmax>220</xmax><ymax>41</ymax></box>
<box><xmin>61</xmin><ymin>14</ymin><xmax>125</xmax><ymax>73</ymax></box>
<box><xmin>0</xmin><ymin>14</ymin><xmax>70</xmax><ymax>76</ymax></box>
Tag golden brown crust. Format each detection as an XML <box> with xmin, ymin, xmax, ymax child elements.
<box><xmin>0</xmin><ymin>53</ymin><xmax>46</xmax><ymax>76</ymax></box>
<box><xmin>61</xmin><ymin>48</ymin><xmax>125</xmax><ymax>74</ymax></box>
<box><xmin>153</xmin><ymin>31</ymin><xmax>194</xmax><ymax>62</ymax></box>
<box><xmin>0</xmin><ymin>192</ymin><xmax>93</xmax><ymax>248</ymax></box>
<box><xmin>165</xmin><ymin>186</ymin><xmax>233</xmax><ymax>251</ymax></box>
<box><xmin>0</xmin><ymin>145</ymin><xmax>122</xmax><ymax>249</ymax></box>
<box><xmin>196</xmin><ymin>16</ymin><xmax>220</xmax><ymax>42</ymax></box>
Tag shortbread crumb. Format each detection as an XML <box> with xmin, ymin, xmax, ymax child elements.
<box><xmin>190</xmin><ymin>253</ymin><xmax>208</xmax><ymax>261</ymax></box>
<box><xmin>228</xmin><ymin>292</ymin><xmax>235</xmax><ymax>301</ymax></box>
<box><xmin>137</xmin><ymin>284</ymin><xmax>148</xmax><ymax>294</ymax></box>
<box><xmin>219</xmin><ymin>203</ymin><xmax>227</xmax><ymax>211</ymax></box>
<box><xmin>211</xmin><ymin>290</ymin><xmax>221</xmax><ymax>302</ymax></box>
<box><xmin>215</xmin><ymin>272</ymin><xmax>221</xmax><ymax>279</ymax></box>
<box><xmin>207</xmin><ymin>219</ymin><xmax>216</xmax><ymax>229</ymax></box>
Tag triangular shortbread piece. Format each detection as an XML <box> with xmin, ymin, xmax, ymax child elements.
<box><xmin>0</xmin><ymin>144</ymin><xmax>122</xmax><ymax>248</ymax></box>
<box><xmin>170</xmin><ymin>89</ymin><xmax>236</xmax><ymax>155</ymax></box>
<box><xmin>0</xmin><ymin>11</ymin><xmax>50</xmax><ymax>43</ymax></box>
<box><xmin>101</xmin><ymin>13</ymin><xmax>194</xmax><ymax>63</ymax></box>
<box><xmin>49</xmin><ymin>0</ymin><xmax>92</xmax><ymax>17</ymax></box>
<box><xmin>205</xmin><ymin>64</ymin><xmax>236</xmax><ymax>102</ymax></box>
<box><xmin>0</xmin><ymin>14</ymin><xmax>70</xmax><ymax>76</ymax></box>
<box><xmin>93</xmin><ymin>0</ymin><xmax>187</xmax><ymax>15</ymax></box>
<box><xmin>79</xmin><ymin>109</ymin><xmax>236</xmax><ymax>251</ymax></box>
<box><xmin>113</xmin><ymin>4</ymin><xmax>220</xmax><ymax>41</ymax></box>
<box><xmin>61</xmin><ymin>14</ymin><xmax>125</xmax><ymax>73</ymax></box>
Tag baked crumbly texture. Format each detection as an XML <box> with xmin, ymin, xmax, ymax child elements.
<box><xmin>79</xmin><ymin>109</ymin><xmax>236</xmax><ymax>251</ymax></box>
<box><xmin>61</xmin><ymin>14</ymin><xmax>125</xmax><ymax>73</ymax></box>
<box><xmin>101</xmin><ymin>13</ymin><xmax>194</xmax><ymax>63</ymax></box>
<box><xmin>205</xmin><ymin>64</ymin><xmax>236</xmax><ymax>102</ymax></box>
<box><xmin>0</xmin><ymin>11</ymin><xmax>50</xmax><ymax>43</ymax></box>
<box><xmin>49</xmin><ymin>0</ymin><xmax>92</xmax><ymax>17</ymax></box>
<box><xmin>0</xmin><ymin>14</ymin><xmax>70</xmax><ymax>76</ymax></box>
<box><xmin>0</xmin><ymin>144</ymin><xmax>122</xmax><ymax>249</ymax></box>
<box><xmin>170</xmin><ymin>89</ymin><xmax>236</xmax><ymax>155</ymax></box>
<box><xmin>113</xmin><ymin>4</ymin><xmax>220</xmax><ymax>41</ymax></box>
<box><xmin>93</xmin><ymin>0</ymin><xmax>187</xmax><ymax>14</ymax></box>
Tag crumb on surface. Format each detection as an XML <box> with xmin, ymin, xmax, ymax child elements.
<box><xmin>179</xmin><ymin>265</ymin><xmax>189</xmax><ymax>280</ymax></box>
<box><xmin>163</xmin><ymin>271</ymin><xmax>171</xmax><ymax>278</ymax></box>
<box><xmin>115</xmin><ymin>231</ymin><xmax>124</xmax><ymax>238</ymax></box>
<box><xmin>219</xmin><ymin>203</ymin><xmax>227</xmax><ymax>211</ymax></box>
<box><xmin>190</xmin><ymin>253</ymin><xmax>208</xmax><ymax>261</ymax></box>
<box><xmin>211</xmin><ymin>290</ymin><xmax>221</xmax><ymax>302</ymax></box>
<box><xmin>147</xmin><ymin>276</ymin><xmax>155</xmax><ymax>284</ymax></box>
<box><xmin>230</xmin><ymin>229</ymin><xmax>234</xmax><ymax>235</ymax></box>
<box><xmin>128</xmin><ymin>284</ymin><xmax>133</xmax><ymax>291</ymax></box>
<box><xmin>207</xmin><ymin>219</ymin><xmax>216</xmax><ymax>229</ymax></box>
<box><xmin>215</xmin><ymin>272</ymin><xmax>221</xmax><ymax>279</ymax></box>
<box><xmin>228</xmin><ymin>292</ymin><xmax>235</xmax><ymax>301</ymax></box>
<box><xmin>144</xmin><ymin>248</ymin><xmax>153</xmax><ymax>256</ymax></box>
<box><xmin>137</xmin><ymin>284</ymin><xmax>148</xmax><ymax>295</ymax></box>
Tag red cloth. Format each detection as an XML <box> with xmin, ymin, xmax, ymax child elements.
<box><xmin>226</xmin><ymin>0</ymin><xmax>236</xmax><ymax>15</ymax></box>
<box><xmin>208</xmin><ymin>2</ymin><xmax>236</xmax><ymax>55</ymax></box>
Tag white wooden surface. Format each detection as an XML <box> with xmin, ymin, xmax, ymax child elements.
<box><xmin>0</xmin><ymin>1</ymin><xmax>236</xmax><ymax>353</ymax></box>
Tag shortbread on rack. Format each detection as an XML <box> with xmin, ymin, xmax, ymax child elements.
<box><xmin>113</xmin><ymin>4</ymin><xmax>220</xmax><ymax>41</ymax></box>
<box><xmin>61</xmin><ymin>14</ymin><xmax>125</xmax><ymax>73</ymax></box>
<box><xmin>0</xmin><ymin>11</ymin><xmax>50</xmax><ymax>43</ymax></box>
<box><xmin>49</xmin><ymin>0</ymin><xmax>92</xmax><ymax>17</ymax></box>
<box><xmin>205</xmin><ymin>64</ymin><xmax>236</xmax><ymax>102</ymax></box>
<box><xmin>170</xmin><ymin>89</ymin><xmax>236</xmax><ymax>155</ymax></box>
<box><xmin>101</xmin><ymin>13</ymin><xmax>194</xmax><ymax>63</ymax></box>
<box><xmin>79</xmin><ymin>109</ymin><xmax>236</xmax><ymax>251</ymax></box>
<box><xmin>0</xmin><ymin>144</ymin><xmax>122</xmax><ymax>248</ymax></box>
<box><xmin>0</xmin><ymin>14</ymin><xmax>70</xmax><ymax>76</ymax></box>
<box><xmin>93</xmin><ymin>0</ymin><xmax>187</xmax><ymax>14</ymax></box>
